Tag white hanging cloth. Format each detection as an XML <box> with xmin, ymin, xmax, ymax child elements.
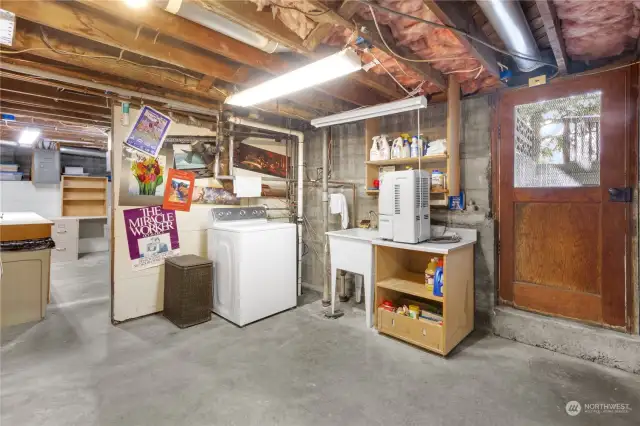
<box><xmin>329</xmin><ymin>193</ymin><xmax>349</xmax><ymax>230</ymax></box>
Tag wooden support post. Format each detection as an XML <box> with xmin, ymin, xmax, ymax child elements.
<box><xmin>446</xmin><ymin>76</ymin><xmax>461</xmax><ymax>196</ymax></box>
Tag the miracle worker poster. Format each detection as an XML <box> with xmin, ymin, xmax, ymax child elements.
<box><xmin>124</xmin><ymin>206</ymin><xmax>180</xmax><ymax>270</ymax></box>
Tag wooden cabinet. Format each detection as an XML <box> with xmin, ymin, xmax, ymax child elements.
<box><xmin>374</xmin><ymin>242</ymin><xmax>474</xmax><ymax>356</ymax></box>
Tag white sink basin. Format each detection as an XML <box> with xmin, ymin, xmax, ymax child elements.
<box><xmin>325</xmin><ymin>228</ymin><xmax>378</xmax><ymax>242</ymax></box>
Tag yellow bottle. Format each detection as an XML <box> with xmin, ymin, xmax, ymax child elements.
<box><xmin>425</xmin><ymin>257</ymin><xmax>437</xmax><ymax>292</ymax></box>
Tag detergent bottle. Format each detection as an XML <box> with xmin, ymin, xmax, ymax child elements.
<box><xmin>369</xmin><ymin>136</ymin><xmax>380</xmax><ymax>161</ymax></box>
<box><xmin>379</xmin><ymin>134</ymin><xmax>391</xmax><ymax>160</ymax></box>
<box><xmin>425</xmin><ymin>258</ymin><xmax>437</xmax><ymax>293</ymax></box>
<box><xmin>401</xmin><ymin>138</ymin><xmax>411</xmax><ymax>158</ymax></box>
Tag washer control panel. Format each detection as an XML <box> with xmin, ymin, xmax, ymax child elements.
<box><xmin>211</xmin><ymin>207</ymin><xmax>266</xmax><ymax>222</ymax></box>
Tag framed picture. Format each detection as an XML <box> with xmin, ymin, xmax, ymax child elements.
<box><xmin>234</xmin><ymin>142</ymin><xmax>288</xmax><ymax>178</ymax></box>
<box><xmin>125</xmin><ymin>106</ymin><xmax>172</xmax><ymax>158</ymax></box>
<box><xmin>118</xmin><ymin>146</ymin><xmax>174</xmax><ymax>206</ymax></box>
<box><xmin>162</xmin><ymin>169</ymin><xmax>195</xmax><ymax>212</ymax></box>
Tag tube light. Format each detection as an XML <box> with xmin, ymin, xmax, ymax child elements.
<box><xmin>225</xmin><ymin>49</ymin><xmax>362</xmax><ymax>107</ymax></box>
<box><xmin>18</xmin><ymin>128</ymin><xmax>41</xmax><ymax>146</ymax></box>
<box><xmin>124</xmin><ymin>0</ymin><xmax>149</xmax><ymax>8</ymax></box>
<box><xmin>311</xmin><ymin>96</ymin><xmax>428</xmax><ymax>128</ymax></box>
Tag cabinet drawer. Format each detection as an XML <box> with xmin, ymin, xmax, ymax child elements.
<box><xmin>377</xmin><ymin>308</ymin><xmax>444</xmax><ymax>353</ymax></box>
<box><xmin>51</xmin><ymin>219</ymin><xmax>78</xmax><ymax>244</ymax></box>
<box><xmin>51</xmin><ymin>238</ymin><xmax>78</xmax><ymax>263</ymax></box>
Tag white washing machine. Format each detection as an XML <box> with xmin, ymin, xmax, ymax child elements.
<box><xmin>207</xmin><ymin>206</ymin><xmax>296</xmax><ymax>326</ymax></box>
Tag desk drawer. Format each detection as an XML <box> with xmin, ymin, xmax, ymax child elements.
<box><xmin>377</xmin><ymin>308</ymin><xmax>443</xmax><ymax>354</ymax></box>
<box><xmin>52</xmin><ymin>219</ymin><xmax>78</xmax><ymax>243</ymax></box>
<box><xmin>51</xmin><ymin>235</ymin><xmax>78</xmax><ymax>263</ymax></box>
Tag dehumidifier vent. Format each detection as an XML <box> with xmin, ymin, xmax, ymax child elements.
<box><xmin>394</xmin><ymin>184</ymin><xmax>401</xmax><ymax>214</ymax></box>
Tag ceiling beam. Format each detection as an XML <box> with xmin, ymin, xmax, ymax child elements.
<box><xmin>6</xmin><ymin>26</ymin><xmax>317</xmax><ymax>120</ymax></box>
<box><xmin>0</xmin><ymin>78</ymin><xmax>109</xmax><ymax>108</ymax></box>
<box><xmin>535</xmin><ymin>0</ymin><xmax>569</xmax><ymax>74</ymax></box>
<box><xmin>0</xmin><ymin>105</ymin><xmax>111</xmax><ymax>126</ymax></box>
<box><xmin>75</xmin><ymin>0</ymin><xmax>397</xmax><ymax>106</ymax></box>
<box><xmin>422</xmin><ymin>0</ymin><xmax>503</xmax><ymax>81</ymax></box>
<box><xmin>3</xmin><ymin>1</ymin><xmax>344</xmax><ymax>115</ymax></box>
<box><xmin>0</xmin><ymin>90</ymin><xmax>111</xmax><ymax>117</ymax></box>
<box><xmin>302</xmin><ymin>0</ymin><xmax>447</xmax><ymax>91</ymax></box>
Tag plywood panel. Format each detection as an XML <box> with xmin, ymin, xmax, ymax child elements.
<box><xmin>514</xmin><ymin>281</ymin><xmax>602</xmax><ymax>324</ymax></box>
<box><xmin>514</xmin><ymin>202</ymin><xmax>600</xmax><ymax>294</ymax></box>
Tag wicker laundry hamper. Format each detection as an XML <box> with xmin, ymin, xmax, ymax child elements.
<box><xmin>163</xmin><ymin>255</ymin><xmax>213</xmax><ymax>328</ymax></box>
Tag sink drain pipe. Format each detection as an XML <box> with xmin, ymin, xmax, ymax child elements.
<box><xmin>228</xmin><ymin>116</ymin><xmax>305</xmax><ymax>296</ymax></box>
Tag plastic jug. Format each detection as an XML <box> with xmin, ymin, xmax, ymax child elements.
<box><xmin>425</xmin><ymin>257</ymin><xmax>437</xmax><ymax>292</ymax></box>
<box><xmin>401</xmin><ymin>138</ymin><xmax>411</xmax><ymax>158</ymax></box>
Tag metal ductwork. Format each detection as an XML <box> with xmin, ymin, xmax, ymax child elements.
<box><xmin>60</xmin><ymin>146</ymin><xmax>107</xmax><ymax>158</ymax></box>
<box><xmin>476</xmin><ymin>0</ymin><xmax>543</xmax><ymax>72</ymax></box>
<box><xmin>157</xmin><ymin>0</ymin><xmax>290</xmax><ymax>54</ymax></box>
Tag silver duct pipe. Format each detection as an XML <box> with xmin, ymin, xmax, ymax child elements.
<box><xmin>228</xmin><ymin>116</ymin><xmax>304</xmax><ymax>296</ymax></box>
<box><xmin>476</xmin><ymin>0</ymin><xmax>543</xmax><ymax>72</ymax></box>
<box><xmin>60</xmin><ymin>146</ymin><xmax>107</xmax><ymax>158</ymax></box>
<box><xmin>322</xmin><ymin>128</ymin><xmax>330</xmax><ymax>306</ymax></box>
<box><xmin>159</xmin><ymin>0</ymin><xmax>289</xmax><ymax>54</ymax></box>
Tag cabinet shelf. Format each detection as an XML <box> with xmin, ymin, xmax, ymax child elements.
<box><xmin>61</xmin><ymin>176</ymin><xmax>107</xmax><ymax>217</ymax></box>
<box><xmin>377</xmin><ymin>271</ymin><xmax>443</xmax><ymax>303</ymax></box>
<box><xmin>365</xmin><ymin>154</ymin><xmax>447</xmax><ymax>166</ymax></box>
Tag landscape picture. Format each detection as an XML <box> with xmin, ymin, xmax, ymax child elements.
<box><xmin>234</xmin><ymin>142</ymin><xmax>288</xmax><ymax>178</ymax></box>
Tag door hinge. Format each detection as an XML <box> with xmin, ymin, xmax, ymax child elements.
<box><xmin>608</xmin><ymin>187</ymin><xmax>632</xmax><ymax>203</ymax></box>
<box><xmin>497</xmin><ymin>124</ymin><xmax>501</xmax><ymax>141</ymax></box>
<box><xmin>497</xmin><ymin>240</ymin><xmax>501</xmax><ymax>255</ymax></box>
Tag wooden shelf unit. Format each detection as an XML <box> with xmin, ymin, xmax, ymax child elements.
<box><xmin>61</xmin><ymin>176</ymin><xmax>108</xmax><ymax>217</ymax></box>
<box><xmin>364</xmin><ymin>78</ymin><xmax>461</xmax><ymax>203</ymax></box>
<box><xmin>374</xmin><ymin>242</ymin><xmax>474</xmax><ymax>355</ymax></box>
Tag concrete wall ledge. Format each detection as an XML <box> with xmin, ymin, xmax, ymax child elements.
<box><xmin>493</xmin><ymin>306</ymin><xmax>640</xmax><ymax>374</ymax></box>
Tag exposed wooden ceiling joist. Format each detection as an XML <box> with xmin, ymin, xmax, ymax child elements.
<box><xmin>422</xmin><ymin>0</ymin><xmax>503</xmax><ymax>81</ymax></box>
<box><xmin>0</xmin><ymin>78</ymin><xmax>110</xmax><ymax>109</ymax></box>
<box><xmin>2</xmin><ymin>0</ymin><xmax>346</xmax><ymax>115</ymax></box>
<box><xmin>535</xmin><ymin>0</ymin><xmax>569</xmax><ymax>74</ymax></box>
<box><xmin>0</xmin><ymin>90</ymin><xmax>111</xmax><ymax>117</ymax></box>
<box><xmin>75</xmin><ymin>0</ymin><xmax>399</xmax><ymax>107</ymax></box>
<box><xmin>5</xmin><ymin>24</ymin><xmax>316</xmax><ymax>120</ymax></box>
<box><xmin>303</xmin><ymin>0</ymin><xmax>447</xmax><ymax>91</ymax></box>
<box><xmin>186</xmin><ymin>0</ymin><xmax>404</xmax><ymax>103</ymax></box>
<box><xmin>0</xmin><ymin>104</ymin><xmax>111</xmax><ymax>126</ymax></box>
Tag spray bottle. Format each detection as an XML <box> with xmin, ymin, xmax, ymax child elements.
<box><xmin>410</xmin><ymin>136</ymin><xmax>419</xmax><ymax>158</ymax></box>
<box><xmin>379</xmin><ymin>134</ymin><xmax>390</xmax><ymax>160</ymax></box>
<box><xmin>370</xmin><ymin>136</ymin><xmax>380</xmax><ymax>161</ymax></box>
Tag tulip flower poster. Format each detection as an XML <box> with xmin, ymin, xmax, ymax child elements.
<box><xmin>163</xmin><ymin>169</ymin><xmax>196</xmax><ymax>212</ymax></box>
<box><xmin>124</xmin><ymin>206</ymin><xmax>180</xmax><ymax>271</ymax></box>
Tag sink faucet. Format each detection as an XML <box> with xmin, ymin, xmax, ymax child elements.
<box><xmin>368</xmin><ymin>210</ymin><xmax>378</xmax><ymax>229</ymax></box>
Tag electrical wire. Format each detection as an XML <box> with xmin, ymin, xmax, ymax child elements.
<box><xmin>361</xmin><ymin>0</ymin><xmax>558</xmax><ymax>71</ymax></box>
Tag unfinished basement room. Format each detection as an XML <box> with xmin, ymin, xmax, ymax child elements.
<box><xmin>1</xmin><ymin>0</ymin><xmax>639</xmax><ymax>425</ymax></box>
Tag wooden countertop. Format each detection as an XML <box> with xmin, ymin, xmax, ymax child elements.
<box><xmin>0</xmin><ymin>212</ymin><xmax>53</xmax><ymax>242</ymax></box>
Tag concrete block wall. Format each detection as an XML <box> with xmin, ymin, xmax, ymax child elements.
<box><xmin>302</xmin><ymin>95</ymin><xmax>496</xmax><ymax>326</ymax></box>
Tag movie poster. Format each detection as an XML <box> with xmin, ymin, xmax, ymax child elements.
<box><xmin>163</xmin><ymin>169</ymin><xmax>195</xmax><ymax>212</ymax></box>
<box><xmin>118</xmin><ymin>146</ymin><xmax>174</xmax><ymax>206</ymax></box>
<box><xmin>123</xmin><ymin>206</ymin><xmax>180</xmax><ymax>271</ymax></box>
<box><xmin>125</xmin><ymin>106</ymin><xmax>172</xmax><ymax>158</ymax></box>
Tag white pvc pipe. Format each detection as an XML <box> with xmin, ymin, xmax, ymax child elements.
<box><xmin>0</xmin><ymin>63</ymin><xmax>219</xmax><ymax>117</ymax></box>
<box><xmin>228</xmin><ymin>116</ymin><xmax>305</xmax><ymax>296</ymax></box>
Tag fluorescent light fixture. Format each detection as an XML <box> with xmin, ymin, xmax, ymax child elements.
<box><xmin>0</xmin><ymin>140</ymin><xmax>18</xmax><ymax>147</ymax></box>
<box><xmin>310</xmin><ymin>96</ymin><xmax>428</xmax><ymax>128</ymax></box>
<box><xmin>123</xmin><ymin>0</ymin><xmax>148</xmax><ymax>8</ymax></box>
<box><xmin>225</xmin><ymin>49</ymin><xmax>361</xmax><ymax>107</ymax></box>
<box><xmin>18</xmin><ymin>128</ymin><xmax>41</xmax><ymax>146</ymax></box>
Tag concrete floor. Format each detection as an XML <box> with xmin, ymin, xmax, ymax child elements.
<box><xmin>1</xmin><ymin>253</ymin><xmax>639</xmax><ymax>426</ymax></box>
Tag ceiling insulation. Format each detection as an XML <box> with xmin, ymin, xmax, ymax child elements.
<box><xmin>553</xmin><ymin>0</ymin><xmax>640</xmax><ymax>60</ymax></box>
<box><xmin>248</xmin><ymin>0</ymin><xmax>499</xmax><ymax>95</ymax></box>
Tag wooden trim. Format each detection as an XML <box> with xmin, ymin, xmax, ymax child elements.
<box><xmin>512</xmin><ymin>188</ymin><xmax>602</xmax><ymax>203</ymax></box>
<box><xmin>446</xmin><ymin>76</ymin><xmax>461</xmax><ymax>196</ymax></box>
<box><xmin>535</xmin><ymin>0</ymin><xmax>569</xmax><ymax>75</ymax></box>
<box><xmin>0</xmin><ymin>224</ymin><xmax>52</xmax><ymax>242</ymax></box>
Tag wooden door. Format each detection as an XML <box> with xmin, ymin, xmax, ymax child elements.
<box><xmin>498</xmin><ymin>67</ymin><xmax>636</xmax><ymax>329</ymax></box>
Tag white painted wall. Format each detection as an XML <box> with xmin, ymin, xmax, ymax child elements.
<box><xmin>0</xmin><ymin>181</ymin><xmax>61</xmax><ymax>218</ymax></box>
<box><xmin>112</xmin><ymin>106</ymin><xmax>217</xmax><ymax>321</ymax></box>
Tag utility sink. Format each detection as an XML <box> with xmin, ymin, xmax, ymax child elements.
<box><xmin>325</xmin><ymin>227</ymin><xmax>378</xmax><ymax>242</ymax></box>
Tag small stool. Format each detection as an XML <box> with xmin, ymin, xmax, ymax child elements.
<box><xmin>164</xmin><ymin>255</ymin><xmax>213</xmax><ymax>328</ymax></box>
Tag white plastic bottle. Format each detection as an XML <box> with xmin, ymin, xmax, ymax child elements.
<box><xmin>401</xmin><ymin>138</ymin><xmax>411</xmax><ymax>158</ymax></box>
<box><xmin>379</xmin><ymin>135</ymin><xmax>390</xmax><ymax>160</ymax></box>
<box><xmin>391</xmin><ymin>137</ymin><xmax>402</xmax><ymax>159</ymax></box>
<box><xmin>410</xmin><ymin>136</ymin><xmax>419</xmax><ymax>158</ymax></box>
<box><xmin>370</xmin><ymin>136</ymin><xmax>380</xmax><ymax>161</ymax></box>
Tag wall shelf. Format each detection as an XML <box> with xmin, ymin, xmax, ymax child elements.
<box><xmin>61</xmin><ymin>176</ymin><xmax>107</xmax><ymax>217</ymax></box>
<box><xmin>365</xmin><ymin>154</ymin><xmax>448</xmax><ymax>166</ymax></box>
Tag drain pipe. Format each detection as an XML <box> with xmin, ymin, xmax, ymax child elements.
<box><xmin>228</xmin><ymin>116</ymin><xmax>305</xmax><ymax>296</ymax></box>
<box><xmin>322</xmin><ymin>128</ymin><xmax>330</xmax><ymax>306</ymax></box>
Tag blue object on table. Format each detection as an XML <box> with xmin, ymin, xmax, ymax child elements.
<box><xmin>433</xmin><ymin>266</ymin><xmax>444</xmax><ymax>297</ymax></box>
